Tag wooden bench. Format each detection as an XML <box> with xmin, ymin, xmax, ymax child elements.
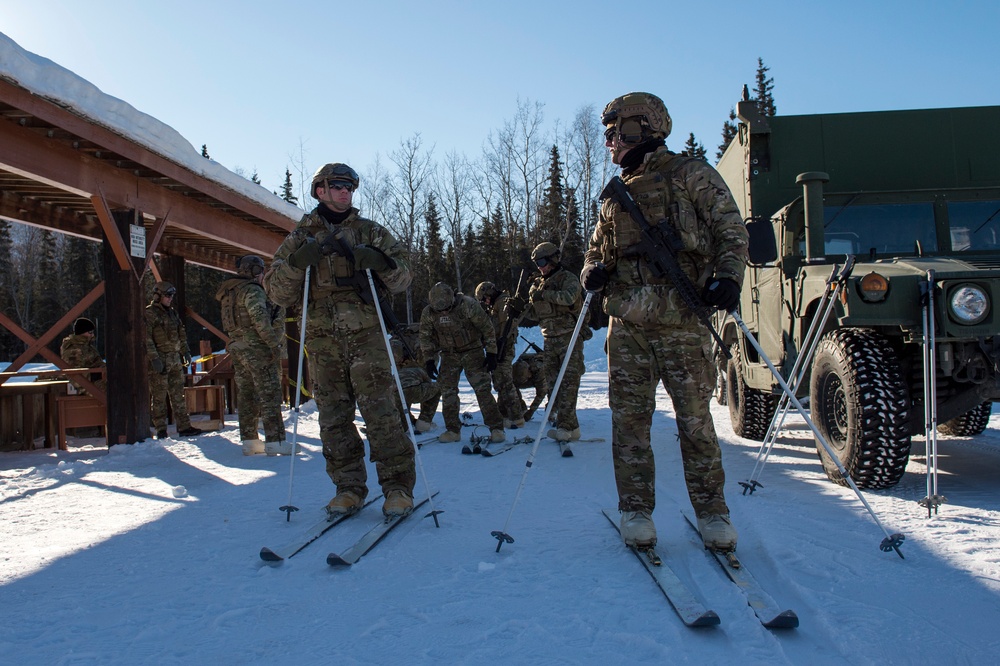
<box><xmin>56</xmin><ymin>394</ymin><xmax>106</xmax><ymax>450</ymax></box>
<box><xmin>184</xmin><ymin>384</ymin><xmax>225</xmax><ymax>431</ymax></box>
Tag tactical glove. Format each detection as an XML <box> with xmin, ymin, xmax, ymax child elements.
<box><xmin>424</xmin><ymin>359</ymin><xmax>438</xmax><ymax>380</ymax></box>
<box><xmin>288</xmin><ymin>238</ymin><xmax>323</xmax><ymax>270</ymax></box>
<box><xmin>484</xmin><ymin>352</ymin><xmax>498</xmax><ymax>372</ymax></box>
<box><xmin>182</xmin><ymin>352</ymin><xmax>192</xmax><ymax>368</ymax></box>
<box><xmin>353</xmin><ymin>244</ymin><xmax>396</xmax><ymax>272</ymax></box>
<box><xmin>151</xmin><ymin>357</ymin><xmax>166</xmax><ymax>375</ymax></box>
<box><xmin>580</xmin><ymin>262</ymin><xmax>609</xmax><ymax>292</ymax></box>
<box><xmin>506</xmin><ymin>295</ymin><xmax>526</xmax><ymax>316</ymax></box>
<box><xmin>702</xmin><ymin>278</ymin><xmax>741</xmax><ymax>312</ymax></box>
<box><xmin>528</xmin><ymin>283</ymin><xmax>545</xmax><ymax>302</ymax></box>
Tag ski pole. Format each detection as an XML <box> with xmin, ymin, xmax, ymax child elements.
<box><xmin>729</xmin><ymin>308</ymin><xmax>905</xmax><ymax>558</ymax></box>
<box><xmin>492</xmin><ymin>291</ymin><xmax>594</xmax><ymax>552</ymax></box>
<box><xmin>281</xmin><ymin>265</ymin><xmax>311</xmax><ymax>520</ymax></box>
<box><xmin>919</xmin><ymin>270</ymin><xmax>946</xmax><ymax>517</ymax></box>
<box><xmin>366</xmin><ymin>269</ymin><xmax>441</xmax><ymax>527</ymax></box>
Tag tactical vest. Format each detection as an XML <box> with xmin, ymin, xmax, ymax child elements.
<box><xmin>220</xmin><ymin>280</ymin><xmax>259</xmax><ymax>334</ymax></box>
<box><xmin>530</xmin><ymin>269</ymin><xmax>582</xmax><ymax>320</ymax></box>
<box><xmin>309</xmin><ymin>223</ymin><xmax>364</xmax><ymax>302</ymax></box>
<box><xmin>431</xmin><ymin>296</ymin><xmax>479</xmax><ymax>352</ymax></box>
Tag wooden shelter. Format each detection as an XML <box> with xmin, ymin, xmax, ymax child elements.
<box><xmin>0</xmin><ymin>75</ymin><xmax>299</xmax><ymax>446</ymax></box>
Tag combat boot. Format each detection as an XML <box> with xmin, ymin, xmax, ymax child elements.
<box><xmin>265</xmin><ymin>439</ymin><xmax>294</xmax><ymax>456</ymax></box>
<box><xmin>382</xmin><ymin>490</ymin><xmax>414</xmax><ymax>518</ymax></box>
<box><xmin>414</xmin><ymin>419</ymin><xmax>434</xmax><ymax>433</ymax></box>
<box><xmin>438</xmin><ymin>430</ymin><xmax>461</xmax><ymax>443</ymax></box>
<box><xmin>326</xmin><ymin>490</ymin><xmax>363</xmax><ymax>517</ymax></box>
<box><xmin>697</xmin><ymin>513</ymin><xmax>738</xmax><ymax>552</ymax></box>
<box><xmin>241</xmin><ymin>438</ymin><xmax>265</xmax><ymax>456</ymax></box>
<box><xmin>620</xmin><ymin>510</ymin><xmax>657</xmax><ymax>548</ymax></box>
<box><xmin>503</xmin><ymin>418</ymin><xmax>525</xmax><ymax>429</ymax></box>
<box><xmin>490</xmin><ymin>429</ymin><xmax>506</xmax><ymax>443</ymax></box>
<box><xmin>547</xmin><ymin>427</ymin><xmax>580</xmax><ymax>442</ymax></box>
<box><xmin>155</xmin><ymin>429</ymin><xmax>169</xmax><ymax>440</ymax></box>
<box><xmin>177</xmin><ymin>426</ymin><xmax>201</xmax><ymax>437</ymax></box>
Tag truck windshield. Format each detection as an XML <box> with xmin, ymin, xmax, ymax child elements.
<box><xmin>948</xmin><ymin>200</ymin><xmax>1000</xmax><ymax>251</ymax></box>
<box><xmin>820</xmin><ymin>202</ymin><xmax>937</xmax><ymax>256</ymax></box>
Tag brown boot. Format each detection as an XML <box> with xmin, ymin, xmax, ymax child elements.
<box><xmin>326</xmin><ymin>491</ymin><xmax>363</xmax><ymax>517</ymax></box>
<box><xmin>438</xmin><ymin>430</ymin><xmax>461</xmax><ymax>443</ymax></box>
<box><xmin>382</xmin><ymin>490</ymin><xmax>414</xmax><ymax>518</ymax></box>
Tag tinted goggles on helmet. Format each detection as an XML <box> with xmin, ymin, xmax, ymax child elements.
<box><xmin>534</xmin><ymin>257</ymin><xmax>553</xmax><ymax>267</ymax></box>
<box><xmin>326</xmin><ymin>180</ymin><xmax>355</xmax><ymax>192</ymax></box>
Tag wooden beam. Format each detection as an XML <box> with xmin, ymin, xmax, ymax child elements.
<box><xmin>185</xmin><ymin>306</ymin><xmax>229</xmax><ymax>345</ymax></box>
<box><xmin>90</xmin><ymin>191</ymin><xmax>135</xmax><ymax>273</ymax></box>
<box><xmin>4</xmin><ymin>283</ymin><xmax>105</xmax><ymax>372</ymax></box>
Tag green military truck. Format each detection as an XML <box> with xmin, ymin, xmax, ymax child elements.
<box><xmin>715</xmin><ymin>100</ymin><xmax>1000</xmax><ymax>489</ymax></box>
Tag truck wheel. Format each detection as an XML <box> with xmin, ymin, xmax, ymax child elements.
<box><xmin>809</xmin><ymin>329</ymin><xmax>911</xmax><ymax>489</ymax></box>
<box><xmin>938</xmin><ymin>401</ymin><xmax>992</xmax><ymax>437</ymax></box>
<box><xmin>726</xmin><ymin>342</ymin><xmax>778</xmax><ymax>441</ymax></box>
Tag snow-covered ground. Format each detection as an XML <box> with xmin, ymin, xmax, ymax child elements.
<box><xmin>3</xmin><ymin>332</ymin><xmax>1000</xmax><ymax>665</ymax></box>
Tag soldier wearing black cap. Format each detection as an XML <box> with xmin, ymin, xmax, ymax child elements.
<box><xmin>60</xmin><ymin>317</ymin><xmax>106</xmax><ymax>394</ymax></box>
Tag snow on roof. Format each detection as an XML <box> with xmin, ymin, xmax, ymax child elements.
<box><xmin>0</xmin><ymin>31</ymin><xmax>302</xmax><ymax>221</ymax></box>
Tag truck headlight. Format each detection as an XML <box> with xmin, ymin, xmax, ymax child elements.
<box><xmin>949</xmin><ymin>284</ymin><xmax>989</xmax><ymax>325</ymax></box>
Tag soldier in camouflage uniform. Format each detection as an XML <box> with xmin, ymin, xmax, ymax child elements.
<box><xmin>512</xmin><ymin>349</ymin><xmax>545</xmax><ymax>421</ymax></box>
<box><xmin>581</xmin><ymin>92</ymin><xmax>748</xmax><ymax>551</ymax></box>
<box><xmin>60</xmin><ymin>317</ymin><xmax>106</xmax><ymax>395</ymax></box>
<box><xmin>475</xmin><ymin>281</ymin><xmax>525</xmax><ymax>429</ymax></box>
<box><xmin>390</xmin><ymin>337</ymin><xmax>441</xmax><ymax>432</ymax></box>
<box><xmin>419</xmin><ymin>282</ymin><xmax>506</xmax><ymax>444</ymax></box>
<box><xmin>525</xmin><ymin>242</ymin><xmax>591</xmax><ymax>442</ymax></box>
<box><xmin>145</xmin><ymin>281</ymin><xmax>201</xmax><ymax>439</ymax></box>
<box><xmin>215</xmin><ymin>254</ymin><xmax>288</xmax><ymax>456</ymax></box>
<box><xmin>263</xmin><ymin>162</ymin><xmax>416</xmax><ymax>519</ymax></box>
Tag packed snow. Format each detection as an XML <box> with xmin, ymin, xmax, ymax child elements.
<box><xmin>3</xmin><ymin>332</ymin><xmax>1000</xmax><ymax>665</ymax></box>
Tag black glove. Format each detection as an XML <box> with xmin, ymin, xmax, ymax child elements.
<box><xmin>151</xmin><ymin>357</ymin><xmax>165</xmax><ymax>375</ymax></box>
<box><xmin>484</xmin><ymin>352</ymin><xmax>498</xmax><ymax>372</ymax></box>
<box><xmin>702</xmin><ymin>278</ymin><xmax>741</xmax><ymax>312</ymax></box>
<box><xmin>506</xmin><ymin>295</ymin><xmax>526</xmax><ymax>316</ymax></box>
<box><xmin>353</xmin><ymin>244</ymin><xmax>396</xmax><ymax>272</ymax></box>
<box><xmin>182</xmin><ymin>352</ymin><xmax>192</xmax><ymax>368</ymax></box>
<box><xmin>528</xmin><ymin>283</ymin><xmax>544</xmax><ymax>302</ymax></box>
<box><xmin>424</xmin><ymin>359</ymin><xmax>438</xmax><ymax>380</ymax></box>
<box><xmin>581</xmin><ymin>262</ymin><xmax>610</xmax><ymax>292</ymax></box>
<box><xmin>288</xmin><ymin>238</ymin><xmax>323</xmax><ymax>270</ymax></box>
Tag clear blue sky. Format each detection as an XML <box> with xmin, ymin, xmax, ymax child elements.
<box><xmin>4</xmin><ymin>0</ymin><xmax>998</xmax><ymax>195</ymax></box>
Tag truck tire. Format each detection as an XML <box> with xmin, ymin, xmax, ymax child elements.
<box><xmin>938</xmin><ymin>401</ymin><xmax>992</xmax><ymax>437</ymax></box>
<box><xmin>809</xmin><ymin>329</ymin><xmax>911</xmax><ymax>489</ymax></box>
<box><xmin>726</xmin><ymin>342</ymin><xmax>778</xmax><ymax>441</ymax></box>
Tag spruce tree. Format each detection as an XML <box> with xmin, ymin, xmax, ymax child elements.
<box><xmin>716</xmin><ymin>107</ymin><xmax>739</xmax><ymax>162</ymax></box>
<box><xmin>201</xmin><ymin>144</ymin><xmax>211</xmax><ymax>159</ymax></box>
<box><xmin>280</xmin><ymin>168</ymin><xmax>298</xmax><ymax>206</ymax></box>
<box><xmin>34</xmin><ymin>231</ymin><xmax>61</xmax><ymax>352</ymax></box>
<box><xmin>0</xmin><ymin>219</ymin><xmax>15</xmax><ymax>359</ymax></box>
<box><xmin>681</xmin><ymin>133</ymin><xmax>708</xmax><ymax>161</ymax></box>
<box><xmin>754</xmin><ymin>57</ymin><xmax>777</xmax><ymax>117</ymax></box>
<box><xmin>251</xmin><ymin>170</ymin><xmax>261</xmax><ymax>185</ymax></box>
<box><xmin>536</xmin><ymin>145</ymin><xmax>566</xmax><ymax>245</ymax></box>
<box><xmin>423</xmin><ymin>193</ymin><xmax>448</xmax><ymax>287</ymax></box>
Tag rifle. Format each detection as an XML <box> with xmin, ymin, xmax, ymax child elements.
<box><xmin>495</xmin><ymin>268</ymin><xmax>529</xmax><ymax>363</ymax></box>
<box><xmin>600</xmin><ymin>175</ymin><xmax>731</xmax><ymax>359</ymax></box>
<box><xmin>326</xmin><ymin>229</ymin><xmax>416</xmax><ymax>360</ymax></box>
<box><xmin>519</xmin><ymin>335</ymin><xmax>543</xmax><ymax>355</ymax></box>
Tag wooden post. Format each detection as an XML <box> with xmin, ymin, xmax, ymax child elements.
<box><xmin>103</xmin><ymin>209</ymin><xmax>151</xmax><ymax>444</ymax></box>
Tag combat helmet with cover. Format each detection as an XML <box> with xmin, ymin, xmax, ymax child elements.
<box><xmin>310</xmin><ymin>162</ymin><xmax>360</xmax><ymax>198</ymax></box>
<box><xmin>475</xmin><ymin>281</ymin><xmax>501</xmax><ymax>303</ymax></box>
<box><xmin>601</xmin><ymin>92</ymin><xmax>672</xmax><ymax>145</ymax></box>
<box><xmin>531</xmin><ymin>242</ymin><xmax>561</xmax><ymax>265</ymax></box>
<box><xmin>236</xmin><ymin>254</ymin><xmax>265</xmax><ymax>278</ymax></box>
<box><xmin>429</xmin><ymin>282</ymin><xmax>455</xmax><ymax>311</ymax></box>
<box><xmin>153</xmin><ymin>281</ymin><xmax>176</xmax><ymax>298</ymax></box>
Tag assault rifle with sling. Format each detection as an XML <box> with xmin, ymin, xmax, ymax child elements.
<box><xmin>495</xmin><ymin>269</ymin><xmax>529</xmax><ymax>364</ymax></box>
<box><xmin>600</xmin><ymin>175</ymin><xmax>730</xmax><ymax>358</ymax></box>
<box><xmin>326</xmin><ymin>229</ymin><xmax>416</xmax><ymax>360</ymax></box>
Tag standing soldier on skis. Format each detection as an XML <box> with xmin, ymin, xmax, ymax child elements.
<box><xmin>525</xmin><ymin>242</ymin><xmax>591</xmax><ymax>442</ymax></box>
<box><xmin>475</xmin><ymin>280</ymin><xmax>526</xmax><ymax>429</ymax></box>
<box><xmin>264</xmin><ymin>162</ymin><xmax>416</xmax><ymax>519</ymax></box>
<box><xmin>581</xmin><ymin>92</ymin><xmax>747</xmax><ymax>552</ymax></box>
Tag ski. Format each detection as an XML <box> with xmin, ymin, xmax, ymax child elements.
<box><xmin>558</xmin><ymin>442</ymin><xmax>574</xmax><ymax>457</ymax></box>
<box><xmin>681</xmin><ymin>511</ymin><xmax>798</xmax><ymax>629</ymax></box>
<box><xmin>260</xmin><ymin>494</ymin><xmax>382</xmax><ymax>562</ymax></box>
<box><xmin>327</xmin><ymin>491</ymin><xmax>440</xmax><ymax>567</ymax></box>
<box><xmin>480</xmin><ymin>436</ymin><xmax>532</xmax><ymax>457</ymax></box>
<box><xmin>602</xmin><ymin>508</ymin><xmax>720</xmax><ymax>628</ymax></box>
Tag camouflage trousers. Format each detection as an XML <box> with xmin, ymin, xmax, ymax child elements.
<box><xmin>307</xmin><ymin>324</ymin><xmax>415</xmax><ymax>500</ymax></box>
<box><xmin>149</xmin><ymin>356</ymin><xmax>191</xmax><ymax>431</ymax></box>
<box><xmin>607</xmin><ymin>317</ymin><xmax>728</xmax><ymax>517</ymax></box>
<box><xmin>492</xmin><ymin>348</ymin><xmax>523</xmax><ymax>422</ymax></box>
<box><xmin>230</xmin><ymin>341</ymin><xmax>285</xmax><ymax>442</ymax></box>
<box><xmin>398</xmin><ymin>367</ymin><xmax>441</xmax><ymax>424</ymax></box>
<box><xmin>439</xmin><ymin>348</ymin><xmax>503</xmax><ymax>432</ymax></box>
<box><xmin>542</xmin><ymin>332</ymin><xmax>585</xmax><ymax>431</ymax></box>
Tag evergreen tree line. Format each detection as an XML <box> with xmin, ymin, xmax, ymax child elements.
<box><xmin>0</xmin><ymin>60</ymin><xmax>776</xmax><ymax>362</ymax></box>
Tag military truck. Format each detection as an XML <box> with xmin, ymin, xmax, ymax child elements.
<box><xmin>715</xmin><ymin>100</ymin><xmax>1000</xmax><ymax>489</ymax></box>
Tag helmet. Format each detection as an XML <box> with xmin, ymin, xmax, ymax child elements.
<box><xmin>512</xmin><ymin>358</ymin><xmax>531</xmax><ymax>387</ymax></box>
<box><xmin>531</xmin><ymin>242</ymin><xmax>560</xmax><ymax>263</ymax></box>
<box><xmin>153</xmin><ymin>281</ymin><xmax>177</xmax><ymax>297</ymax></box>
<box><xmin>428</xmin><ymin>282</ymin><xmax>455</xmax><ymax>311</ymax></box>
<box><xmin>310</xmin><ymin>162</ymin><xmax>360</xmax><ymax>199</ymax></box>
<box><xmin>236</xmin><ymin>254</ymin><xmax>265</xmax><ymax>278</ymax></box>
<box><xmin>601</xmin><ymin>92</ymin><xmax>672</xmax><ymax>144</ymax></box>
<box><xmin>475</xmin><ymin>281</ymin><xmax>500</xmax><ymax>303</ymax></box>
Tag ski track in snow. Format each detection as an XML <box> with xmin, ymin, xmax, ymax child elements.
<box><xmin>3</xmin><ymin>334</ymin><xmax>1000</xmax><ymax>664</ymax></box>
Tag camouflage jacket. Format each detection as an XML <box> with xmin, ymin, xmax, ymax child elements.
<box><xmin>525</xmin><ymin>266</ymin><xmax>584</xmax><ymax>338</ymax></box>
<box><xmin>264</xmin><ymin>207</ymin><xmax>411</xmax><ymax>333</ymax></box>
<box><xmin>585</xmin><ymin>147</ymin><xmax>748</xmax><ymax>327</ymax></box>
<box><xmin>419</xmin><ymin>294</ymin><xmax>497</xmax><ymax>356</ymax></box>
<box><xmin>60</xmin><ymin>334</ymin><xmax>104</xmax><ymax>373</ymax></box>
<box><xmin>144</xmin><ymin>302</ymin><xmax>191</xmax><ymax>359</ymax></box>
<box><xmin>483</xmin><ymin>292</ymin><xmax>521</xmax><ymax>360</ymax></box>
<box><xmin>215</xmin><ymin>277</ymin><xmax>283</xmax><ymax>351</ymax></box>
